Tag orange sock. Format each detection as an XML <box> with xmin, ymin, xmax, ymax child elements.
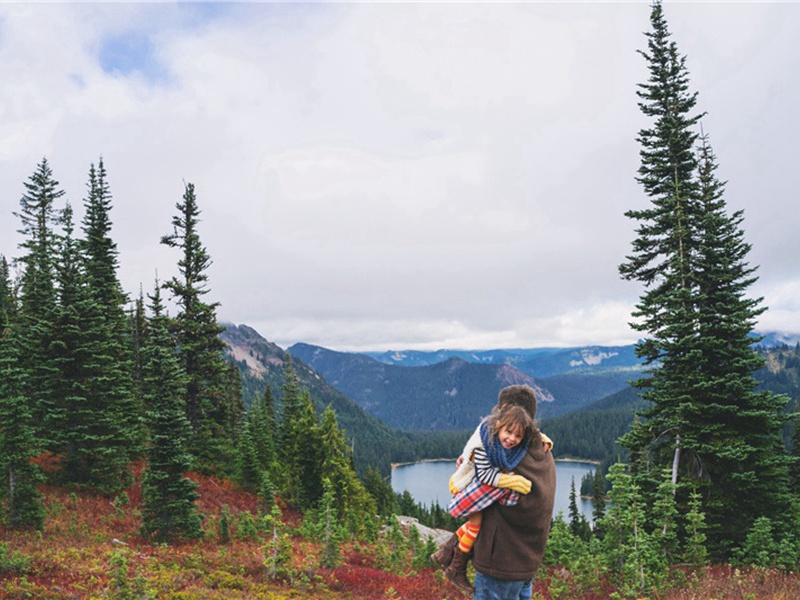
<box><xmin>456</xmin><ymin>521</ymin><xmax>481</xmax><ymax>553</ymax></box>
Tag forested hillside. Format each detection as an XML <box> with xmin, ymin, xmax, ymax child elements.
<box><xmin>289</xmin><ymin>342</ymin><xmax>553</xmax><ymax>429</ymax></box>
<box><xmin>542</xmin><ymin>345</ymin><xmax>800</xmax><ymax>467</ymax></box>
<box><xmin>223</xmin><ymin>324</ymin><xmax>467</xmax><ymax>475</ymax></box>
<box><xmin>541</xmin><ymin>386</ymin><xmax>644</xmax><ymax>466</ymax></box>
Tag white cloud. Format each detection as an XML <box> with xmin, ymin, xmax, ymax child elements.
<box><xmin>1</xmin><ymin>2</ymin><xmax>800</xmax><ymax>351</ymax></box>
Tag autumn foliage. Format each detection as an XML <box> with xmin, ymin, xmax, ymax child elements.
<box><xmin>2</xmin><ymin>464</ymin><xmax>800</xmax><ymax>599</ymax></box>
<box><xmin>0</xmin><ymin>464</ymin><xmax>463</xmax><ymax>599</ymax></box>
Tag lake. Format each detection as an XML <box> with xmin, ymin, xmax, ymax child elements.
<box><xmin>392</xmin><ymin>459</ymin><xmax>596</xmax><ymax>522</ymax></box>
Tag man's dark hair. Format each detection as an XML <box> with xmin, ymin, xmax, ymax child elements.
<box><xmin>497</xmin><ymin>384</ymin><xmax>537</xmax><ymax>420</ymax></box>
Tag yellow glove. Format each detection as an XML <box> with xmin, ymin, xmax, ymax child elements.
<box><xmin>541</xmin><ymin>432</ymin><xmax>554</xmax><ymax>452</ymax></box>
<box><xmin>497</xmin><ymin>473</ymin><xmax>532</xmax><ymax>495</ymax></box>
<box><xmin>449</xmin><ymin>474</ymin><xmax>460</xmax><ymax>495</ymax></box>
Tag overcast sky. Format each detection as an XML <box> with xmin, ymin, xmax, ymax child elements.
<box><xmin>1</xmin><ymin>1</ymin><xmax>798</xmax><ymax>352</ymax></box>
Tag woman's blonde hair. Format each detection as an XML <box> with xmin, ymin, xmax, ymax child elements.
<box><xmin>487</xmin><ymin>403</ymin><xmax>536</xmax><ymax>442</ymax></box>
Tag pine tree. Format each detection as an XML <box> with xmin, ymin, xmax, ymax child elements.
<box><xmin>249</xmin><ymin>385</ymin><xmax>278</xmax><ymax>475</ymax></box>
<box><xmin>619</xmin><ymin>0</ymin><xmax>704</xmax><ymax>487</ymax></box>
<box><xmin>619</xmin><ymin>0</ymin><xmax>792</xmax><ymax>557</ymax></box>
<box><xmin>161</xmin><ymin>182</ymin><xmax>243</xmax><ymax>468</ymax></box>
<box><xmin>140</xmin><ymin>281</ymin><xmax>203</xmax><ymax>542</ymax></box>
<box><xmin>53</xmin><ymin>204</ymin><xmax>132</xmax><ymax>493</ymax></box>
<box><xmin>0</xmin><ymin>256</ymin><xmax>14</xmax><ymax>323</ymax></box>
<box><xmin>277</xmin><ymin>357</ymin><xmax>303</xmax><ymax>503</ymax></box>
<box><xmin>0</xmin><ymin>285</ymin><xmax>44</xmax><ymax>529</ymax></box>
<box><xmin>80</xmin><ymin>159</ymin><xmax>141</xmax><ymax>458</ymax></box>
<box><xmin>683</xmin><ymin>490</ymin><xmax>707</xmax><ymax>567</ymax></box>
<box><xmin>293</xmin><ymin>390</ymin><xmax>324</xmax><ymax>509</ymax></box>
<box><xmin>14</xmin><ymin>158</ymin><xmax>63</xmax><ymax>447</ymax></box>
<box><xmin>319</xmin><ymin>405</ymin><xmax>376</xmax><ymax>526</ymax></box>
<box><xmin>237</xmin><ymin>384</ymin><xmax>278</xmax><ymax>492</ymax></box>
<box><xmin>130</xmin><ymin>287</ymin><xmax>147</xmax><ymax>413</ymax></box>
<box><xmin>568</xmin><ymin>478</ymin><xmax>590</xmax><ymax>541</ymax></box>
<box><xmin>362</xmin><ymin>466</ymin><xmax>396</xmax><ymax>517</ymax></box>
<box><xmin>591</xmin><ymin>467</ymin><xmax>606</xmax><ymax>537</ymax></box>
<box><xmin>690</xmin><ymin>135</ymin><xmax>793</xmax><ymax>548</ymax></box>
<box><xmin>235</xmin><ymin>419</ymin><xmax>263</xmax><ymax>491</ymax></box>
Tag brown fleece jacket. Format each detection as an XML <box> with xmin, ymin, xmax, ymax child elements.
<box><xmin>471</xmin><ymin>432</ymin><xmax>557</xmax><ymax>581</ymax></box>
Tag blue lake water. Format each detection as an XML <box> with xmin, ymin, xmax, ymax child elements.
<box><xmin>391</xmin><ymin>459</ymin><xmax>595</xmax><ymax>521</ymax></box>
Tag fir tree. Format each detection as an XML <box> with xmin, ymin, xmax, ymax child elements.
<box><xmin>362</xmin><ymin>466</ymin><xmax>396</xmax><ymax>517</ymax></box>
<box><xmin>591</xmin><ymin>467</ymin><xmax>606</xmax><ymax>537</ymax></box>
<box><xmin>690</xmin><ymin>135</ymin><xmax>793</xmax><ymax>548</ymax></box>
<box><xmin>619</xmin><ymin>0</ymin><xmax>792</xmax><ymax>557</ymax></box>
<box><xmin>568</xmin><ymin>478</ymin><xmax>590</xmax><ymax>541</ymax></box>
<box><xmin>14</xmin><ymin>158</ymin><xmax>63</xmax><ymax>447</ymax></box>
<box><xmin>235</xmin><ymin>419</ymin><xmax>263</xmax><ymax>492</ymax></box>
<box><xmin>319</xmin><ymin>405</ymin><xmax>376</xmax><ymax>525</ymax></box>
<box><xmin>249</xmin><ymin>385</ymin><xmax>277</xmax><ymax>475</ymax></box>
<box><xmin>53</xmin><ymin>204</ymin><xmax>132</xmax><ymax>493</ymax></box>
<box><xmin>0</xmin><ymin>256</ymin><xmax>14</xmax><ymax>323</ymax></box>
<box><xmin>140</xmin><ymin>281</ymin><xmax>203</xmax><ymax>542</ymax></box>
<box><xmin>277</xmin><ymin>357</ymin><xmax>303</xmax><ymax>503</ymax></box>
<box><xmin>80</xmin><ymin>159</ymin><xmax>141</xmax><ymax>457</ymax></box>
<box><xmin>683</xmin><ymin>490</ymin><xmax>708</xmax><ymax>567</ymax></box>
<box><xmin>293</xmin><ymin>390</ymin><xmax>324</xmax><ymax>509</ymax></box>
<box><xmin>161</xmin><ymin>182</ymin><xmax>243</xmax><ymax>468</ymax></box>
<box><xmin>0</xmin><ymin>294</ymin><xmax>44</xmax><ymax>529</ymax></box>
<box><xmin>130</xmin><ymin>287</ymin><xmax>147</xmax><ymax>413</ymax></box>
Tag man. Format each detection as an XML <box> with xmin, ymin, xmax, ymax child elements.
<box><xmin>432</xmin><ymin>384</ymin><xmax>556</xmax><ymax>599</ymax></box>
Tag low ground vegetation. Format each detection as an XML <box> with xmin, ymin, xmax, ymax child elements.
<box><xmin>2</xmin><ymin>466</ymin><xmax>799</xmax><ymax>600</ymax></box>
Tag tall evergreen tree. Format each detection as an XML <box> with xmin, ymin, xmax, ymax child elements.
<box><xmin>79</xmin><ymin>159</ymin><xmax>142</xmax><ymax>460</ymax></box>
<box><xmin>619</xmin><ymin>0</ymin><xmax>704</xmax><ymax>484</ymax></box>
<box><xmin>249</xmin><ymin>385</ymin><xmax>277</xmax><ymax>475</ymax></box>
<box><xmin>0</xmin><ymin>256</ymin><xmax>14</xmax><ymax>323</ymax></box>
<box><xmin>81</xmin><ymin>159</ymin><xmax>127</xmax><ymax>312</ymax></box>
<box><xmin>13</xmin><ymin>158</ymin><xmax>63</xmax><ymax>446</ymax></box>
<box><xmin>0</xmin><ymin>278</ymin><xmax>44</xmax><ymax>529</ymax></box>
<box><xmin>53</xmin><ymin>204</ymin><xmax>132</xmax><ymax>493</ymax></box>
<box><xmin>130</xmin><ymin>286</ymin><xmax>147</xmax><ymax>413</ymax></box>
<box><xmin>140</xmin><ymin>281</ymin><xmax>203</xmax><ymax>542</ymax></box>
<box><xmin>319</xmin><ymin>405</ymin><xmax>376</xmax><ymax>524</ymax></box>
<box><xmin>160</xmin><ymin>182</ymin><xmax>243</xmax><ymax>468</ymax></box>
<box><xmin>619</xmin><ymin>1</ymin><xmax>792</xmax><ymax>556</ymax></box>
<box><xmin>591</xmin><ymin>467</ymin><xmax>606</xmax><ymax>537</ymax></box>
<box><xmin>690</xmin><ymin>136</ymin><xmax>793</xmax><ymax>548</ymax></box>
<box><xmin>277</xmin><ymin>357</ymin><xmax>308</xmax><ymax>505</ymax></box>
<box><xmin>292</xmin><ymin>390</ymin><xmax>324</xmax><ymax>509</ymax></box>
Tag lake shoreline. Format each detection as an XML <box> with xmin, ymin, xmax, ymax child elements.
<box><xmin>392</xmin><ymin>459</ymin><xmax>597</xmax><ymax>520</ymax></box>
<box><xmin>392</xmin><ymin>456</ymin><xmax>601</xmax><ymax>469</ymax></box>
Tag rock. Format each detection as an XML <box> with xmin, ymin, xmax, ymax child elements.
<box><xmin>394</xmin><ymin>515</ymin><xmax>453</xmax><ymax>547</ymax></box>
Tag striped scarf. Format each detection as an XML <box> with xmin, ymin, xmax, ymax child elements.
<box><xmin>479</xmin><ymin>420</ymin><xmax>528</xmax><ymax>472</ymax></box>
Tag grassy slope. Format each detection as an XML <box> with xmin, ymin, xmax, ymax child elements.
<box><xmin>1</xmin><ymin>464</ymin><xmax>798</xmax><ymax>599</ymax></box>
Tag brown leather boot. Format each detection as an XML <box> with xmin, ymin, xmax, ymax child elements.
<box><xmin>430</xmin><ymin>533</ymin><xmax>459</xmax><ymax>570</ymax></box>
<box><xmin>443</xmin><ymin>548</ymin><xmax>472</xmax><ymax>594</ymax></box>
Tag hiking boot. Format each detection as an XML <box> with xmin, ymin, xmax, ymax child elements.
<box><xmin>443</xmin><ymin>548</ymin><xmax>472</xmax><ymax>594</ymax></box>
<box><xmin>430</xmin><ymin>533</ymin><xmax>458</xmax><ymax>570</ymax></box>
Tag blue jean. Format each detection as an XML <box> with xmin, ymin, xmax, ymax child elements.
<box><xmin>472</xmin><ymin>572</ymin><xmax>533</xmax><ymax>600</ymax></box>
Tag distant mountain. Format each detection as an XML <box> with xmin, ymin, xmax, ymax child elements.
<box><xmin>292</xmin><ymin>342</ymin><xmax>642</xmax><ymax>423</ymax></box>
<box><xmin>515</xmin><ymin>345</ymin><xmax>642</xmax><ymax>378</ymax></box>
<box><xmin>366</xmin><ymin>345</ymin><xmax>642</xmax><ymax>378</ymax></box>
<box><xmin>289</xmin><ymin>343</ymin><xmax>555</xmax><ymax>430</ymax></box>
<box><xmin>364</xmin><ymin>348</ymin><xmax>561</xmax><ymax>368</ymax></box>
<box><xmin>220</xmin><ymin>324</ymin><xmax>466</xmax><ymax>474</ymax></box>
<box><xmin>542</xmin><ymin>343</ymin><xmax>800</xmax><ymax>464</ymax></box>
<box><xmin>755</xmin><ymin>331</ymin><xmax>800</xmax><ymax>348</ymax></box>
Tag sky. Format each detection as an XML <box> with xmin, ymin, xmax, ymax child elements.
<box><xmin>1</xmin><ymin>1</ymin><xmax>799</xmax><ymax>353</ymax></box>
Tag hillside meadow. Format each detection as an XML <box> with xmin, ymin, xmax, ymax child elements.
<box><xmin>1</xmin><ymin>461</ymin><xmax>798</xmax><ymax>599</ymax></box>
